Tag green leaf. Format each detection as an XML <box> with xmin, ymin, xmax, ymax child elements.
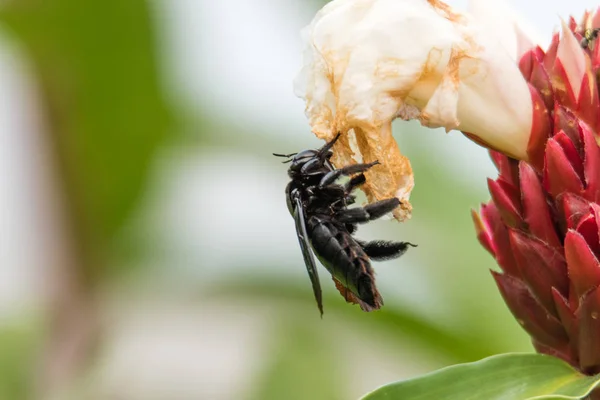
<box><xmin>362</xmin><ymin>353</ymin><xmax>600</xmax><ymax>400</ymax></box>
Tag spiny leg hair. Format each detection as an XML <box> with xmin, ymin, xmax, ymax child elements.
<box><xmin>344</xmin><ymin>174</ymin><xmax>366</xmax><ymax>193</ymax></box>
<box><xmin>319</xmin><ymin>161</ymin><xmax>379</xmax><ymax>188</ymax></box>
<box><xmin>358</xmin><ymin>240</ymin><xmax>417</xmax><ymax>261</ymax></box>
<box><xmin>336</xmin><ymin>198</ymin><xmax>400</xmax><ymax>224</ymax></box>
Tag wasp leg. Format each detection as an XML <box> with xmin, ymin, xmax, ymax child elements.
<box><xmin>336</xmin><ymin>198</ymin><xmax>400</xmax><ymax>224</ymax></box>
<box><xmin>344</xmin><ymin>174</ymin><xmax>366</xmax><ymax>192</ymax></box>
<box><xmin>320</xmin><ymin>176</ymin><xmax>364</xmax><ymax>208</ymax></box>
<box><xmin>319</xmin><ymin>161</ymin><xmax>379</xmax><ymax>188</ymax></box>
<box><xmin>345</xmin><ymin>223</ymin><xmax>357</xmax><ymax>235</ymax></box>
<box><xmin>300</xmin><ymin>157</ymin><xmax>325</xmax><ymax>175</ymax></box>
<box><xmin>358</xmin><ymin>240</ymin><xmax>417</xmax><ymax>261</ymax></box>
<box><xmin>317</xmin><ymin>132</ymin><xmax>341</xmax><ymax>155</ymax></box>
<box><xmin>341</xmin><ymin>174</ymin><xmax>366</xmax><ymax>207</ymax></box>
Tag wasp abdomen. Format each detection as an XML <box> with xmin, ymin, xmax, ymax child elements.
<box><xmin>308</xmin><ymin>217</ymin><xmax>381</xmax><ymax>309</ymax></box>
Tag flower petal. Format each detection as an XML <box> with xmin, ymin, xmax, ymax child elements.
<box><xmin>480</xmin><ymin>203</ymin><xmax>520</xmax><ymax>277</ymax></box>
<box><xmin>553</xmin><ymin>106</ymin><xmax>582</xmax><ymax>150</ymax></box>
<box><xmin>529</xmin><ymin>51</ymin><xmax>554</xmax><ymax>111</ymax></box>
<box><xmin>552</xmin><ymin>288</ymin><xmax>578</xmax><ymax>352</ymax></box>
<box><xmin>488</xmin><ymin>178</ymin><xmax>522</xmax><ymax>228</ymax></box>
<box><xmin>490</xmin><ymin>151</ymin><xmax>519</xmax><ymax>185</ymax></box>
<box><xmin>467</xmin><ymin>0</ymin><xmax>541</xmax><ymax>61</ymax></box>
<box><xmin>543</xmin><ymin>137</ymin><xmax>584</xmax><ymax>197</ymax></box>
<box><xmin>509</xmin><ymin>229</ymin><xmax>568</xmax><ymax>315</ymax></box>
<box><xmin>578</xmin><ymin>286</ymin><xmax>600</xmax><ymax>372</ymax></box>
<box><xmin>554</xmin><ymin>20</ymin><xmax>587</xmax><ymax>107</ymax></box>
<box><xmin>560</xmin><ymin>192</ymin><xmax>592</xmax><ymax>231</ymax></box>
<box><xmin>576</xmin><ymin>69</ymin><xmax>600</xmax><ymax>131</ymax></box>
<box><xmin>519</xmin><ymin>162</ymin><xmax>561</xmax><ymax>249</ymax></box>
<box><xmin>553</xmin><ymin>131</ymin><xmax>584</xmax><ymax>182</ymax></box>
<box><xmin>565</xmin><ymin>229</ymin><xmax>600</xmax><ymax>300</ymax></box>
<box><xmin>493</xmin><ymin>271</ymin><xmax>568</xmax><ymax>350</ymax></box>
<box><xmin>543</xmin><ymin>32</ymin><xmax>560</xmax><ymax>73</ymax></box>
<box><xmin>581</xmin><ymin>122</ymin><xmax>600</xmax><ymax>202</ymax></box>
<box><xmin>526</xmin><ymin>84</ymin><xmax>552</xmax><ymax>170</ymax></box>
<box><xmin>471</xmin><ymin>208</ymin><xmax>494</xmax><ymax>256</ymax></box>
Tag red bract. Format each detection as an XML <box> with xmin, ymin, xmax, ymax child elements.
<box><xmin>473</xmin><ymin>13</ymin><xmax>600</xmax><ymax>375</ymax></box>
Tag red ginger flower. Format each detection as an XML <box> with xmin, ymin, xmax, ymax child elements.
<box><xmin>295</xmin><ymin>0</ymin><xmax>600</xmax><ymax>376</ymax></box>
<box><xmin>473</xmin><ymin>13</ymin><xmax>600</xmax><ymax>374</ymax></box>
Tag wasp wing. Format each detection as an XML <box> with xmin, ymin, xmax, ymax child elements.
<box><xmin>292</xmin><ymin>194</ymin><xmax>324</xmax><ymax>316</ymax></box>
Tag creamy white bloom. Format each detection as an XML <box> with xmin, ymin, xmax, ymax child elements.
<box><xmin>294</xmin><ymin>0</ymin><xmax>538</xmax><ymax>219</ymax></box>
<box><xmin>467</xmin><ymin>0</ymin><xmax>542</xmax><ymax>61</ymax></box>
<box><xmin>295</xmin><ymin>0</ymin><xmax>535</xmax><ymax>158</ymax></box>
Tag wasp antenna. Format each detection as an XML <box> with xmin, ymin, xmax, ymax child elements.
<box><xmin>281</xmin><ymin>159</ymin><xmax>293</xmax><ymax>164</ymax></box>
<box><xmin>273</xmin><ymin>152</ymin><xmax>297</xmax><ymax>158</ymax></box>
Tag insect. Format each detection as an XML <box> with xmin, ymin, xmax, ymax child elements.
<box><xmin>274</xmin><ymin>134</ymin><xmax>416</xmax><ymax>315</ymax></box>
<box><xmin>581</xmin><ymin>28</ymin><xmax>600</xmax><ymax>49</ymax></box>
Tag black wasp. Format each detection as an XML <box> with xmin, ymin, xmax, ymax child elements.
<box><xmin>274</xmin><ymin>134</ymin><xmax>416</xmax><ymax>315</ymax></box>
<box><xmin>581</xmin><ymin>28</ymin><xmax>600</xmax><ymax>49</ymax></box>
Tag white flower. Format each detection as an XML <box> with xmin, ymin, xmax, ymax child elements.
<box><xmin>294</xmin><ymin>0</ymin><xmax>539</xmax><ymax>220</ymax></box>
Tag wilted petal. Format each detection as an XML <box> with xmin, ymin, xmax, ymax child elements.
<box><xmin>295</xmin><ymin>0</ymin><xmax>536</xmax><ymax>181</ymax></box>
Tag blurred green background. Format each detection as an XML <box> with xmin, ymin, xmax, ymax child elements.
<box><xmin>0</xmin><ymin>0</ymin><xmax>547</xmax><ymax>399</ymax></box>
